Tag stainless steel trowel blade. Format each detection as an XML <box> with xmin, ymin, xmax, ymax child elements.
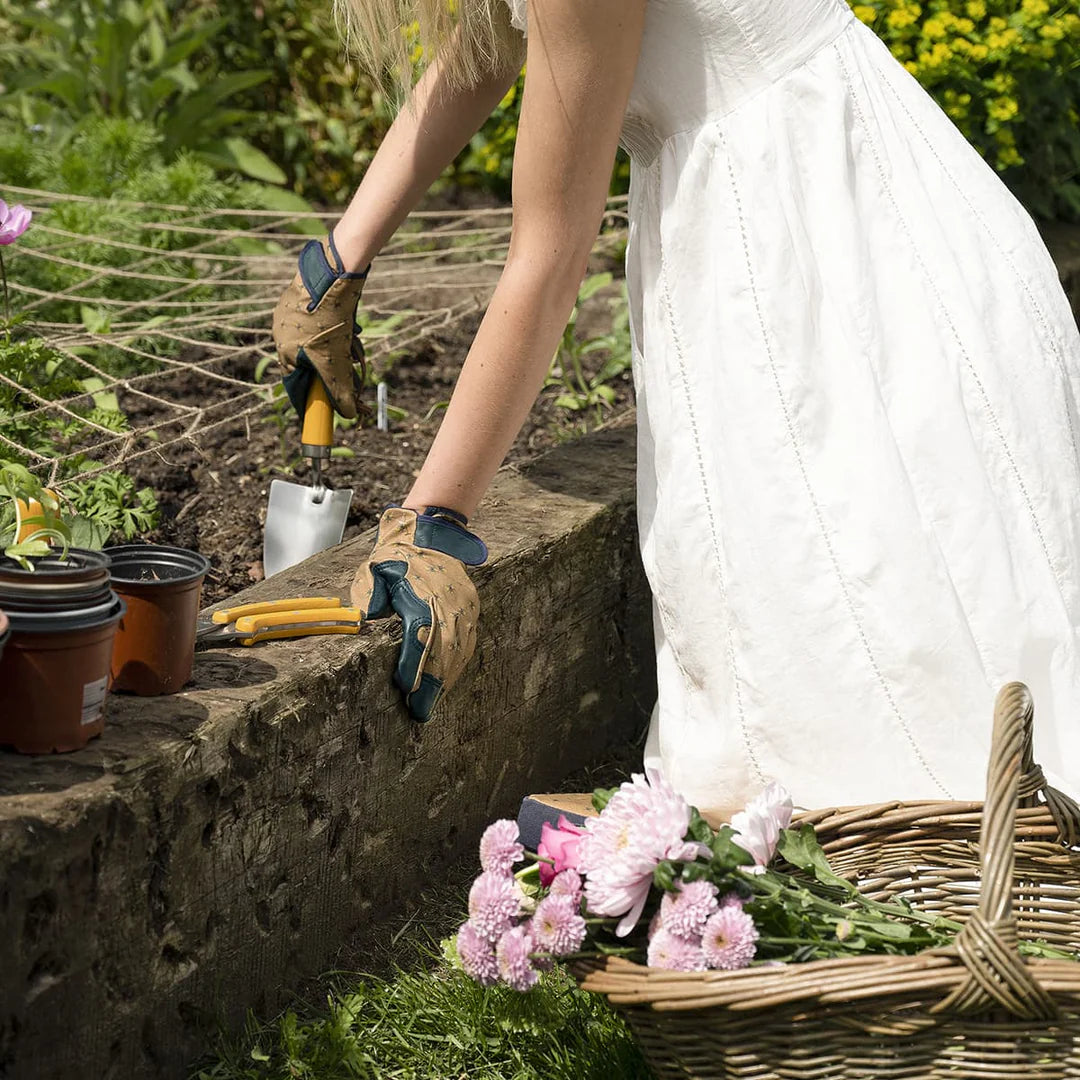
<box><xmin>263</xmin><ymin>478</ymin><xmax>353</xmax><ymax>578</ymax></box>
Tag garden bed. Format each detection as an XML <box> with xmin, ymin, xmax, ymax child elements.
<box><xmin>134</xmin><ymin>278</ymin><xmax>633</xmax><ymax>603</ymax></box>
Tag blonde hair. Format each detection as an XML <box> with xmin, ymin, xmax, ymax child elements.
<box><xmin>333</xmin><ymin>0</ymin><xmax>524</xmax><ymax>93</ymax></box>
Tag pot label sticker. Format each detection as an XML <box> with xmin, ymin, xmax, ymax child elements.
<box><xmin>81</xmin><ymin>677</ymin><xmax>108</xmax><ymax>726</ymax></box>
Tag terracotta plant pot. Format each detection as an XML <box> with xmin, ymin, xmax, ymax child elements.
<box><xmin>106</xmin><ymin>544</ymin><xmax>211</xmax><ymax>696</ymax></box>
<box><xmin>0</xmin><ymin>590</ymin><xmax>125</xmax><ymax>753</ymax></box>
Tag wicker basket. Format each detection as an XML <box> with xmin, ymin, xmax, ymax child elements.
<box><xmin>580</xmin><ymin>682</ymin><xmax>1080</xmax><ymax>1079</ymax></box>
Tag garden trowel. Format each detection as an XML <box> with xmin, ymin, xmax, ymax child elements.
<box><xmin>263</xmin><ymin>380</ymin><xmax>353</xmax><ymax>578</ymax></box>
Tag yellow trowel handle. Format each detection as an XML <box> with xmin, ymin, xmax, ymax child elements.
<box><xmin>301</xmin><ymin>379</ymin><xmax>334</xmax><ymax>454</ymax></box>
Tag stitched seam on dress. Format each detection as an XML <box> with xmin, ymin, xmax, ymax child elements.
<box><xmin>656</xmin><ymin>254</ymin><xmax>766</xmax><ymax>785</ymax></box>
<box><xmin>838</xmin><ymin>44</ymin><xmax>1068</xmax><ymax>612</ymax></box>
<box><xmin>877</xmin><ymin>58</ymin><xmax>1080</xmax><ymax>484</ymax></box>
<box><xmin>718</xmin><ymin>128</ymin><xmax>952</xmax><ymax>800</ymax></box>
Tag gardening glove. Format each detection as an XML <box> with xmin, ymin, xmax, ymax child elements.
<box><xmin>350</xmin><ymin>505</ymin><xmax>487</xmax><ymax>722</ymax></box>
<box><xmin>272</xmin><ymin>230</ymin><xmax>370</xmax><ymax>421</ymax></box>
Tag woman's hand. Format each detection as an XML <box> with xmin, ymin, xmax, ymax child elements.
<box><xmin>272</xmin><ymin>232</ymin><xmax>368</xmax><ymax>420</ymax></box>
<box><xmin>351</xmin><ymin>506</ymin><xmax>487</xmax><ymax>721</ymax></box>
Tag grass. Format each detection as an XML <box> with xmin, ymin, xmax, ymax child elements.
<box><xmin>193</xmin><ymin>953</ymin><xmax>653</xmax><ymax>1080</ymax></box>
<box><xmin>191</xmin><ymin>745</ymin><xmax>655</xmax><ymax>1080</ymax></box>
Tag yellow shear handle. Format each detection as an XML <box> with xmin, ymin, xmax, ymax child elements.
<box><xmin>212</xmin><ymin>596</ymin><xmax>342</xmax><ymax>625</ymax></box>
<box><xmin>233</xmin><ymin>607</ymin><xmax>363</xmax><ymax>645</ymax></box>
<box><xmin>240</xmin><ymin>624</ymin><xmax>361</xmax><ymax>645</ymax></box>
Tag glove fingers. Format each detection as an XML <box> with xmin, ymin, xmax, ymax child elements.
<box><xmin>350</xmin><ymin>560</ymin><xmax>392</xmax><ymax>619</ymax></box>
<box><xmin>391</xmin><ymin>576</ymin><xmax>436</xmax><ymax>701</ymax></box>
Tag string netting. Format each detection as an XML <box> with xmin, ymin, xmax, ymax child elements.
<box><xmin>0</xmin><ymin>185</ymin><xmax>629</xmax><ymax>489</ymax></box>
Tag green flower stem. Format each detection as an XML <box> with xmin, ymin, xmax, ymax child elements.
<box><xmin>749</xmin><ymin>868</ymin><xmax>964</xmax><ymax>936</ymax></box>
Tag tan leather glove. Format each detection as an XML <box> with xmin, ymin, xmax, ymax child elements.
<box><xmin>272</xmin><ymin>231</ymin><xmax>369</xmax><ymax>420</ymax></box>
<box><xmin>350</xmin><ymin>506</ymin><xmax>486</xmax><ymax>721</ymax></box>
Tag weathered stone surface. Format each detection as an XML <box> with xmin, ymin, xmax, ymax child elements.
<box><xmin>0</xmin><ymin>415</ymin><xmax>653</xmax><ymax>1080</ymax></box>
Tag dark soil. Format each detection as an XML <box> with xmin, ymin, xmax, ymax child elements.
<box><xmin>132</xmin><ymin>276</ymin><xmax>633</xmax><ymax>605</ymax></box>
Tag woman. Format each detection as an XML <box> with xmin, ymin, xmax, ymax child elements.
<box><xmin>273</xmin><ymin>0</ymin><xmax>1080</xmax><ymax>821</ymax></box>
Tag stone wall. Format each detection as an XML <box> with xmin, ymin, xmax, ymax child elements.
<box><xmin>0</xmin><ymin>416</ymin><xmax>654</xmax><ymax>1080</ymax></box>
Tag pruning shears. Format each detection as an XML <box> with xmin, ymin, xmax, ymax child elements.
<box><xmin>196</xmin><ymin>597</ymin><xmax>362</xmax><ymax>647</ymax></box>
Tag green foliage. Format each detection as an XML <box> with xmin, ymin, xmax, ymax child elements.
<box><xmin>193</xmin><ymin>957</ymin><xmax>651</xmax><ymax>1080</ymax></box>
<box><xmin>0</xmin><ymin>334</ymin><xmax>160</xmax><ymax>545</ymax></box>
<box><xmin>547</xmin><ymin>274</ymin><xmax>633</xmax><ymax>421</ymax></box>
<box><xmin>0</xmin><ymin>0</ymin><xmax>284</xmax><ymax>182</ymax></box>
<box><xmin>185</xmin><ymin>0</ymin><xmax>397</xmax><ymax>203</ymax></box>
<box><xmin>0</xmin><ymin>116</ymin><xmax>284</xmax><ymax>327</ymax></box>
<box><xmin>851</xmin><ymin>0</ymin><xmax>1080</xmax><ymax>221</ymax></box>
<box><xmin>65</xmin><ymin>471</ymin><xmax>159</xmax><ymax>540</ymax></box>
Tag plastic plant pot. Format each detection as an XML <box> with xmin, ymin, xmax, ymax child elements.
<box><xmin>0</xmin><ymin>595</ymin><xmax>125</xmax><ymax>753</ymax></box>
<box><xmin>106</xmin><ymin>544</ymin><xmax>211</xmax><ymax>696</ymax></box>
<box><xmin>0</xmin><ymin>548</ymin><xmax>110</xmax><ymax>599</ymax></box>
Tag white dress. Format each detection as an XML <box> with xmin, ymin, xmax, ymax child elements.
<box><xmin>504</xmin><ymin>0</ymin><xmax>1080</xmax><ymax>818</ymax></box>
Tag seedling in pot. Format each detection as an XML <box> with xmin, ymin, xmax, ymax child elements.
<box><xmin>0</xmin><ymin>462</ymin><xmax>70</xmax><ymax>568</ymax></box>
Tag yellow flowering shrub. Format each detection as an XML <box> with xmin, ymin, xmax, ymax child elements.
<box><xmin>851</xmin><ymin>0</ymin><xmax>1080</xmax><ymax>221</ymax></box>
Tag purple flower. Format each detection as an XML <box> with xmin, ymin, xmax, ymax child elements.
<box><xmin>0</xmin><ymin>201</ymin><xmax>31</xmax><ymax>246</ymax></box>
<box><xmin>660</xmin><ymin>880</ymin><xmax>719</xmax><ymax>940</ymax></box>
<box><xmin>456</xmin><ymin>920</ymin><xmax>499</xmax><ymax>986</ymax></box>
<box><xmin>548</xmin><ymin>869</ymin><xmax>583</xmax><ymax>901</ymax></box>
<box><xmin>496</xmin><ymin>924</ymin><xmax>540</xmax><ymax>991</ymax></box>
<box><xmin>647</xmin><ymin>928</ymin><xmax>707</xmax><ymax>971</ymax></box>
<box><xmin>479</xmin><ymin>819</ymin><xmax>524</xmax><ymax>875</ymax></box>
<box><xmin>530</xmin><ymin>894</ymin><xmax>587</xmax><ymax>957</ymax></box>
<box><xmin>730</xmin><ymin>781</ymin><xmax>793</xmax><ymax>873</ymax></box>
<box><xmin>701</xmin><ymin>905</ymin><xmax>759</xmax><ymax>970</ymax></box>
<box><xmin>579</xmin><ymin>769</ymin><xmax>707</xmax><ymax>937</ymax></box>
<box><xmin>468</xmin><ymin>871</ymin><xmax>523</xmax><ymax>943</ymax></box>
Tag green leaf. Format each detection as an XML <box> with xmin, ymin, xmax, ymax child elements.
<box><xmin>68</xmin><ymin>515</ymin><xmax>110</xmax><ymax>550</ymax></box>
<box><xmin>653</xmin><ymin>860</ymin><xmax>676</xmax><ymax>893</ymax></box>
<box><xmin>591</xmin><ymin>786</ymin><xmax>617</xmax><ymax>813</ymax></box>
<box><xmin>709</xmin><ymin>825</ymin><xmax>756</xmax><ymax>872</ymax></box>
<box><xmin>80</xmin><ymin>306</ymin><xmax>111</xmax><ymax>335</ymax></box>
<box><xmin>686</xmin><ymin>807</ymin><xmax>715</xmax><ymax>846</ymax></box>
<box><xmin>238</xmin><ymin>184</ymin><xmax>322</xmax><ymax>234</ymax></box>
<box><xmin>776</xmin><ymin>824</ymin><xmax>853</xmax><ymax>892</ymax></box>
<box><xmin>197</xmin><ymin>137</ymin><xmax>286</xmax><ymax>184</ymax></box>
<box><xmin>80</xmin><ymin>377</ymin><xmax>120</xmax><ymax>414</ymax></box>
<box><xmin>577</xmin><ymin>272</ymin><xmax>613</xmax><ymax>303</ymax></box>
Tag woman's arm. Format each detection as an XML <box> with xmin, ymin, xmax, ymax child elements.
<box><xmin>333</xmin><ymin>41</ymin><xmax>521</xmax><ymax>273</ymax></box>
<box><xmin>403</xmin><ymin>0</ymin><xmax>648</xmax><ymax>518</ymax></box>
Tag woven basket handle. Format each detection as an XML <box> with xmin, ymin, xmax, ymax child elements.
<box><xmin>934</xmin><ymin>681</ymin><xmax>1080</xmax><ymax>1019</ymax></box>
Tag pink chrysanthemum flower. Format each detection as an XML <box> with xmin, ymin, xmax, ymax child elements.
<box><xmin>496</xmin><ymin>925</ymin><xmax>540</xmax><ymax>991</ymax></box>
<box><xmin>647</xmin><ymin>927</ymin><xmax>707</xmax><ymax>971</ymax></box>
<box><xmin>701</xmin><ymin>905</ymin><xmax>759</xmax><ymax>970</ymax></box>
<box><xmin>579</xmin><ymin>769</ymin><xmax>708</xmax><ymax>937</ymax></box>
<box><xmin>660</xmin><ymin>880</ymin><xmax>719</xmax><ymax>940</ymax></box>
<box><xmin>720</xmin><ymin>892</ymin><xmax>746</xmax><ymax>909</ymax></box>
<box><xmin>549</xmin><ymin>869</ymin><xmax>583</xmax><ymax>901</ymax></box>
<box><xmin>530</xmin><ymin>894</ymin><xmax>587</xmax><ymax>957</ymax></box>
<box><xmin>479</xmin><ymin>819</ymin><xmax>524</xmax><ymax>875</ymax></box>
<box><xmin>456</xmin><ymin>920</ymin><xmax>499</xmax><ymax>986</ymax></box>
<box><xmin>468</xmin><ymin>871</ymin><xmax>523</xmax><ymax>943</ymax></box>
<box><xmin>730</xmin><ymin>781</ymin><xmax>794</xmax><ymax>873</ymax></box>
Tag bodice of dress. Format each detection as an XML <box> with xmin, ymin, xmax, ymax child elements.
<box><xmin>501</xmin><ymin>0</ymin><xmax>855</xmax><ymax>158</ymax></box>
